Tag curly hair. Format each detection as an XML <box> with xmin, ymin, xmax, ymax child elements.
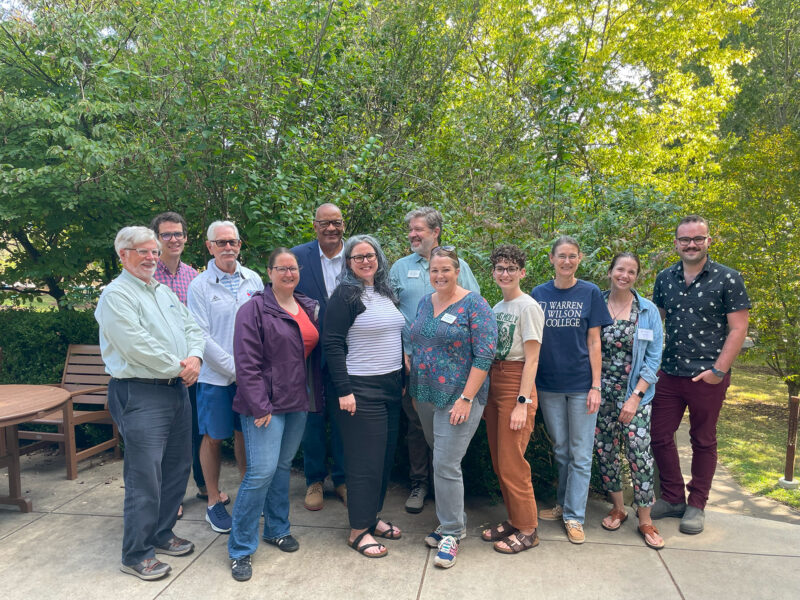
<box><xmin>490</xmin><ymin>244</ymin><xmax>527</xmax><ymax>269</ymax></box>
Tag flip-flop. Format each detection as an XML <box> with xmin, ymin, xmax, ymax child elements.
<box><xmin>348</xmin><ymin>530</ymin><xmax>387</xmax><ymax>558</ymax></box>
<box><xmin>601</xmin><ymin>508</ymin><xmax>629</xmax><ymax>531</ymax></box>
<box><xmin>372</xmin><ymin>521</ymin><xmax>402</xmax><ymax>540</ymax></box>
<box><xmin>638</xmin><ymin>524</ymin><xmax>665</xmax><ymax>549</ymax></box>
<box><xmin>482</xmin><ymin>520</ymin><xmax>519</xmax><ymax>542</ymax></box>
<box><xmin>176</xmin><ymin>504</ymin><xmax>183</xmax><ymax>520</ymax></box>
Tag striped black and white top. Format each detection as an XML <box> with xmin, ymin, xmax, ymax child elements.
<box><xmin>345</xmin><ymin>287</ymin><xmax>404</xmax><ymax>376</ymax></box>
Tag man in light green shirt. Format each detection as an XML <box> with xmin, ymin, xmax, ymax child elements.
<box><xmin>95</xmin><ymin>226</ymin><xmax>204</xmax><ymax>581</ymax></box>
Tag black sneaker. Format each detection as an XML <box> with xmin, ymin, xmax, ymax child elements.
<box><xmin>231</xmin><ymin>555</ymin><xmax>252</xmax><ymax>581</ymax></box>
<box><xmin>264</xmin><ymin>534</ymin><xmax>299</xmax><ymax>552</ymax></box>
<box><xmin>155</xmin><ymin>536</ymin><xmax>194</xmax><ymax>556</ymax></box>
<box><xmin>120</xmin><ymin>558</ymin><xmax>171</xmax><ymax>581</ymax></box>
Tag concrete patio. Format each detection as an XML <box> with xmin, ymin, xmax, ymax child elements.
<box><xmin>2</xmin><ymin>428</ymin><xmax>799</xmax><ymax>600</ymax></box>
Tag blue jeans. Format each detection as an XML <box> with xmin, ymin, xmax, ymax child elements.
<box><xmin>416</xmin><ymin>400</ymin><xmax>485</xmax><ymax>536</ymax></box>
<box><xmin>228</xmin><ymin>411</ymin><xmax>307</xmax><ymax>559</ymax></box>
<box><xmin>538</xmin><ymin>391</ymin><xmax>598</xmax><ymax>523</ymax></box>
<box><xmin>302</xmin><ymin>369</ymin><xmax>345</xmax><ymax>487</ymax></box>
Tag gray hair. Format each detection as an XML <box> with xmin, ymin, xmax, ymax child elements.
<box><xmin>404</xmin><ymin>207</ymin><xmax>443</xmax><ymax>242</ymax></box>
<box><xmin>114</xmin><ymin>226</ymin><xmax>160</xmax><ymax>258</ymax></box>
<box><xmin>206</xmin><ymin>220</ymin><xmax>239</xmax><ymax>241</ymax></box>
<box><xmin>337</xmin><ymin>234</ymin><xmax>396</xmax><ymax>303</ymax></box>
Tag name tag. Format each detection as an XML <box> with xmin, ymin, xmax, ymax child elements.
<box><xmin>441</xmin><ymin>313</ymin><xmax>456</xmax><ymax>324</ymax></box>
<box><xmin>407</xmin><ymin>270</ymin><xmax>420</xmax><ymax>278</ymax></box>
<box><xmin>638</xmin><ymin>328</ymin><xmax>654</xmax><ymax>341</ymax></box>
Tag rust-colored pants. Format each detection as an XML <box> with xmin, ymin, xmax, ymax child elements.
<box><xmin>484</xmin><ymin>360</ymin><xmax>538</xmax><ymax>530</ymax></box>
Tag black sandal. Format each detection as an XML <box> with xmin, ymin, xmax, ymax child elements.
<box><xmin>371</xmin><ymin>520</ymin><xmax>402</xmax><ymax>540</ymax></box>
<box><xmin>493</xmin><ymin>529</ymin><xmax>539</xmax><ymax>554</ymax></box>
<box><xmin>482</xmin><ymin>520</ymin><xmax>518</xmax><ymax>542</ymax></box>
<box><xmin>348</xmin><ymin>530</ymin><xmax>387</xmax><ymax>558</ymax></box>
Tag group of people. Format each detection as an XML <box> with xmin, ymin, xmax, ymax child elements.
<box><xmin>95</xmin><ymin>206</ymin><xmax>750</xmax><ymax>582</ymax></box>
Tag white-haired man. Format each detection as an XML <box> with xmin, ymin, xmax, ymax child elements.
<box><xmin>96</xmin><ymin>226</ymin><xmax>205</xmax><ymax>581</ymax></box>
<box><xmin>188</xmin><ymin>220</ymin><xmax>264</xmax><ymax>533</ymax></box>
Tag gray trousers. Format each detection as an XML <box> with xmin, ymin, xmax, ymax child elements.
<box><xmin>416</xmin><ymin>400</ymin><xmax>484</xmax><ymax>536</ymax></box>
<box><xmin>108</xmin><ymin>379</ymin><xmax>192</xmax><ymax>566</ymax></box>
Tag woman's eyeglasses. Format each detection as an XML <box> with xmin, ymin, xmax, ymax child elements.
<box><xmin>493</xmin><ymin>266</ymin><xmax>520</xmax><ymax>275</ymax></box>
<box><xmin>270</xmin><ymin>266</ymin><xmax>300</xmax><ymax>274</ymax></box>
<box><xmin>349</xmin><ymin>253</ymin><xmax>377</xmax><ymax>263</ymax></box>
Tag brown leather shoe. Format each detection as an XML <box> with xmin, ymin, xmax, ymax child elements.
<box><xmin>539</xmin><ymin>504</ymin><xmax>563</xmax><ymax>521</ymax></box>
<box><xmin>304</xmin><ymin>482</ymin><xmax>324</xmax><ymax>511</ymax></box>
<box><xmin>564</xmin><ymin>520</ymin><xmax>585</xmax><ymax>544</ymax></box>
<box><xmin>335</xmin><ymin>483</ymin><xmax>347</xmax><ymax>507</ymax></box>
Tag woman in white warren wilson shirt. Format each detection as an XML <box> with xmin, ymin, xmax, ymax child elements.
<box><xmin>322</xmin><ymin>234</ymin><xmax>405</xmax><ymax>559</ymax></box>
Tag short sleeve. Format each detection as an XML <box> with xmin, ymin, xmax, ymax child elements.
<box><xmin>721</xmin><ymin>269</ymin><xmax>751</xmax><ymax>313</ymax></box>
<box><xmin>652</xmin><ymin>272</ymin><xmax>666</xmax><ymax>309</ymax></box>
<box><xmin>587</xmin><ymin>284</ymin><xmax>613</xmax><ymax>328</ymax></box>
<box><xmin>519</xmin><ymin>301</ymin><xmax>544</xmax><ymax>343</ymax></box>
<box><xmin>468</xmin><ymin>294</ymin><xmax>498</xmax><ymax>371</ymax></box>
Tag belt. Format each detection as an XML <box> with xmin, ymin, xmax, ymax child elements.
<box><xmin>115</xmin><ymin>377</ymin><xmax>181</xmax><ymax>386</ymax></box>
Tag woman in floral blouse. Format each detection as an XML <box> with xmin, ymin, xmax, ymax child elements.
<box><xmin>409</xmin><ymin>246</ymin><xmax>497</xmax><ymax>569</ymax></box>
<box><xmin>595</xmin><ymin>252</ymin><xmax>664</xmax><ymax>549</ymax></box>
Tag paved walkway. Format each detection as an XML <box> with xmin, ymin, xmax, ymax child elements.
<box><xmin>2</xmin><ymin>424</ymin><xmax>799</xmax><ymax>600</ymax></box>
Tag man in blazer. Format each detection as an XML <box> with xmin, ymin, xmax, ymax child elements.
<box><xmin>292</xmin><ymin>203</ymin><xmax>347</xmax><ymax>511</ymax></box>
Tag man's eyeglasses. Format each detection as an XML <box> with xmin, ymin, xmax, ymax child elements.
<box><xmin>349</xmin><ymin>252</ymin><xmax>377</xmax><ymax>263</ymax></box>
<box><xmin>270</xmin><ymin>266</ymin><xmax>301</xmax><ymax>274</ymax></box>
<box><xmin>158</xmin><ymin>232</ymin><xmax>185</xmax><ymax>241</ymax></box>
<box><xmin>493</xmin><ymin>266</ymin><xmax>520</xmax><ymax>275</ymax></box>
<box><xmin>676</xmin><ymin>236</ymin><xmax>708</xmax><ymax>246</ymax></box>
<box><xmin>314</xmin><ymin>219</ymin><xmax>344</xmax><ymax>228</ymax></box>
<box><xmin>125</xmin><ymin>248</ymin><xmax>161</xmax><ymax>258</ymax></box>
<box><xmin>209</xmin><ymin>239</ymin><xmax>242</xmax><ymax>248</ymax></box>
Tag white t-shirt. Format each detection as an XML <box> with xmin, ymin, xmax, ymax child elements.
<box><xmin>346</xmin><ymin>287</ymin><xmax>405</xmax><ymax>376</ymax></box>
<box><xmin>493</xmin><ymin>294</ymin><xmax>544</xmax><ymax>361</ymax></box>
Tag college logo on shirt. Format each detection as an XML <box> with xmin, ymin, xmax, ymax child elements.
<box><xmin>542</xmin><ymin>300</ymin><xmax>583</xmax><ymax>328</ymax></box>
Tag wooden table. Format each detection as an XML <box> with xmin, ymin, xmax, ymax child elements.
<box><xmin>0</xmin><ymin>385</ymin><xmax>71</xmax><ymax>512</ymax></box>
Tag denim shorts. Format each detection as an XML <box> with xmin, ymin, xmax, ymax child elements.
<box><xmin>197</xmin><ymin>382</ymin><xmax>242</xmax><ymax>439</ymax></box>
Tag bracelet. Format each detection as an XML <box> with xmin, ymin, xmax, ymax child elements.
<box><xmin>591</xmin><ymin>386</ymin><xmax>601</xmax><ymax>392</ymax></box>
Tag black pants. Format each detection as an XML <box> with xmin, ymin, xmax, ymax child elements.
<box><xmin>189</xmin><ymin>383</ymin><xmax>205</xmax><ymax>489</ymax></box>
<box><xmin>335</xmin><ymin>369</ymin><xmax>402</xmax><ymax>530</ymax></box>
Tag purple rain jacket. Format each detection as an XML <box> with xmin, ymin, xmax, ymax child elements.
<box><xmin>232</xmin><ymin>284</ymin><xmax>323</xmax><ymax>417</ymax></box>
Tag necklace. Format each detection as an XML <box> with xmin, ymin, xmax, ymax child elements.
<box><xmin>607</xmin><ymin>293</ymin><xmax>633</xmax><ymax>320</ymax></box>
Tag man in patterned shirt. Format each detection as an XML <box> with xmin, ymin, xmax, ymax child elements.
<box><xmin>151</xmin><ymin>212</ymin><xmax>205</xmax><ymax>512</ymax></box>
<box><xmin>650</xmin><ymin>215</ymin><xmax>750</xmax><ymax>535</ymax></box>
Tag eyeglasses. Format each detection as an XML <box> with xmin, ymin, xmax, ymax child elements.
<box><xmin>209</xmin><ymin>239</ymin><xmax>242</xmax><ymax>248</ymax></box>
<box><xmin>158</xmin><ymin>232</ymin><xmax>185</xmax><ymax>241</ymax></box>
<box><xmin>349</xmin><ymin>252</ymin><xmax>377</xmax><ymax>263</ymax></box>
<box><xmin>493</xmin><ymin>265</ymin><xmax>520</xmax><ymax>275</ymax></box>
<box><xmin>555</xmin><ymin>254</ymin><xmax>579</xmax><ymax>261</ymax></box>
<box><xmin>125</xmin><ymin>248</ymin><xmax>161</xmax><ymax>258</ymax></box>
<box><xmin>314</xmin><ymin>219</ymin><xmax>344</xmax><ymax>228</ymax></box>
<box><xmin>676</xmin><ymin>236</ymin><xmax>708</xmax><ymax>246</ymax></box>
<box><xmin>270</xmin><ymin>266</ymin><xmax>300</xmax><ymax>274</ymax></box>
<box><xmin>431</xmin><ymin>245</ymin><xmax>457</xmax><ymax>257</ymax></box>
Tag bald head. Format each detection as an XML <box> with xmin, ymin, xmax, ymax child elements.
<box><xmin>313</xmin><ymin>203</ymin><xmax>345</xmax><ymax>257</ymax></box>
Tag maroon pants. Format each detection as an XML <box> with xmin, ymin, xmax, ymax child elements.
<box><xmin>650</xmin><ymin>370</ymin><xmax>730</xmax><ymax>509</ymax></box>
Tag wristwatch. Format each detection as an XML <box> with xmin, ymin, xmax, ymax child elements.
<box><xmin>591</xmin><ymin>386</ymin><xmax>601</xmax><ymax>392</ymax></box>
<box><xmin>459</xmin><ymin>394</ymin><xmax>473</xmax><ymax>404</ymax></box>
<box><xmin>517</xmin><ymin>395</ymin><xmax>533</xmax><ymax>404</ymax></box>
<box><xmin>711</xmin><ymin>366</ymin><xmax>727</xmax><ymax>378</ymax></box>
<box><xmin>633</xmin><ymin>390</ymin><xmax>645</xmax><ymax>399</ymax></box>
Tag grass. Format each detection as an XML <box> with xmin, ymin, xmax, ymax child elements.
<box><xmin>716</xmin><ymin>363</ymin><xmax>800</xmax><ymax>509</ymax></box>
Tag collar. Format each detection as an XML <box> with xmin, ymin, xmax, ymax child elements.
<box><xmin>156</xmin><ymin>259</ymin><xmax>186</xmax><ymax>277</ymax></box>
<box><xmin>120</xmin><ymin>268</ymin><xmax>160</xmax><ymax>290</ymax></box>
<box><xmin>207</xmin><ymin>259</ymin><xmax>243</xmax><ymax>282</ymax></box>
<box><xmin>318</xmin><ymin>243</ymin><xmax>344</xmax><ymax>261</ymax></box>
<box><xmin>671</xmin><ymin>257</ymin><xmax>713</xmax><ymax>279</ymax></box>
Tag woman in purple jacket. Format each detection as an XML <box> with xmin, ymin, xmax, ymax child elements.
<box><xmin>227</xmin><ymin>248</ymin><xmax>323</xmax><ymax>582</ymax></box>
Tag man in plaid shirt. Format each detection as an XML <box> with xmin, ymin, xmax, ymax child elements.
<box><xmin>151</xmin><ymin>212</ymin><xmax>206</xmax><ymax>513</ymax></box>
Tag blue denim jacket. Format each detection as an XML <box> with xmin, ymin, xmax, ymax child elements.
<box><xmin>603</xmin><ymin>289</ymin><xmax>664</xmax><ymax>406</ymax></box>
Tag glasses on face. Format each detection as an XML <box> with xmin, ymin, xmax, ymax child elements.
<box><xmin>314</xmin><ymin>219</ymin><xmax>344</xmax><ymax>229</ymax></box>
<box><xmin>676</xmin><ymin>236</ymin><xmax>708</xmax><ymax>246</ymax></box>
<box><xmin>555</xmin><ymin>254</ymin><xmax>579</xmax><ymax>262</ymax></box>
<box><xmin>158</xmin><ymin>232</ymin><xmax>185</xmax><ymax>241</ymax></box>
<box><xmin>125</xmin><ymin>248</ymin><xmax>161</xmax><ymax>258</ymax></box>
<box><xmin>349</xmin><ymin>252</ymin><xmax>377</xmax><ymax>263</ymax></box>
<box><xmin>270</xmin><ymin>266</ymin><xmax>300</xmax><ymax>274</ymax></box>
<box><xmin>493</xmin><ymin>265</ymin><xmax>520</xmax><ymax>275</ymax></box>
<box><xmin>209</xmin><ymin>239</ymin><xmax>242</xmax><ymax>248</ymax></box>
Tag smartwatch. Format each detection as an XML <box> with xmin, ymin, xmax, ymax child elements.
<box><xmin>459</xmin><ymin>394</ymin><xmax>473</xmax><ymax>404</ymax></box>
<box><xmin>517</xmin><ymin>395</ymin><xmax>533</xmax><ymax>404</ymax></box>
<box><xmin>711</xmin><ymin>366</ymin><xmax>727</xmax><ymax>378</ymax></box>
<box><xmin>633</xmin><ymin>390</ymin><xmax>645</xmax><ymax>399</ymax></box>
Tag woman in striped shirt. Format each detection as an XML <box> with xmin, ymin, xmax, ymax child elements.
<box><xmin>322</xmin><ymin>234</ymin><xmax>405</xmax><ymax>558</ymax></box>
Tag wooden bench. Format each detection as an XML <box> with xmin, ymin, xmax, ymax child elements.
<box><xmin>16</xmin><ymin>344</ymin><xmax>120</xmax><ymax>479</ymax></box>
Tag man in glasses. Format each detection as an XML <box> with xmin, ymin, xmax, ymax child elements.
<box><xmin>188</xmin><ymin>220</ymin><xmax>264</xmax><ymax>533</ymax></box>
<box><xmin>389</xmin><ymin>207</ymin><xmax>480</xmax><ymax>514</ymax></box>
<box><xmin>292</xmin><ymin>203</ymin><xmax>348</xmax><ymax>511</ymax></box>
<box><xmin>150</xmin><ymin>212</ymin><xmax>204</xmax><ymax>514</ymax></box>
<box><xmin>96</xmin><ymin>226</ymin><xmax>205</xmax><ymax>580</ymax></box>
<box><xmin>650</xmin><ymin>215</ymin><xmax>750</xmax><ymax>535</ymax></box>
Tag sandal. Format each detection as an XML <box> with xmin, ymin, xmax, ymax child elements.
<box><xmin>176</xmin><ymin>504</ymin><xmax>183</xmax><ymax>520</ymax></box>
<box><xmin>601</xmin><ymin>507</ymin><xmax>628</xmax><ymax>531</ymax></box>
<box><xmin>348</xmin><ymin>530</ymin><xmax>387</xmax><ymax>558</ymax></box>
<box><xmin>494</xmin><ymin>530</ymin><xmax>539</xmax><ymax>554</ymax></box>
<box><xmin>481</xmin><ymin>520</ymin><xmax>518</xmax><ymax>542</ymax></box>
<box><xmin>372</xmin><ymin>520</ymin><xmax>402</xmax><ymax>540</ymax></box>
<box><xmin>638</xmin><ymin>524</ymin><xmax>665</xmax><ymax>550</ymax></box>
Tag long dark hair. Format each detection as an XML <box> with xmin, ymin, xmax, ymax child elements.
<box><xmin>337</xmin><ymin>234</ymin><xmax>397</xmax><ymax>304</ymax></box>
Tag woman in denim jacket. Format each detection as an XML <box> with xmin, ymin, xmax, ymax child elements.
<box><xmin>595</xmin><ymin>253</ymin><xmax>665</xmax><ymax>549</ymax></box>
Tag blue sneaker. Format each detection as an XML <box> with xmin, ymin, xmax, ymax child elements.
<box><xmin>434</xmin><ymin>535</ymin><xmax>459</xmax><ymax>568</ymax></box>
<box><xmin>424</xmin><ymin>525</ymin><xmax>465</xmax><ymax>548</ymax></box>
<box><xmin>206</xmin><ymin>501</ymin><xmax>232</xmax><ymax>533</ymax></box>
